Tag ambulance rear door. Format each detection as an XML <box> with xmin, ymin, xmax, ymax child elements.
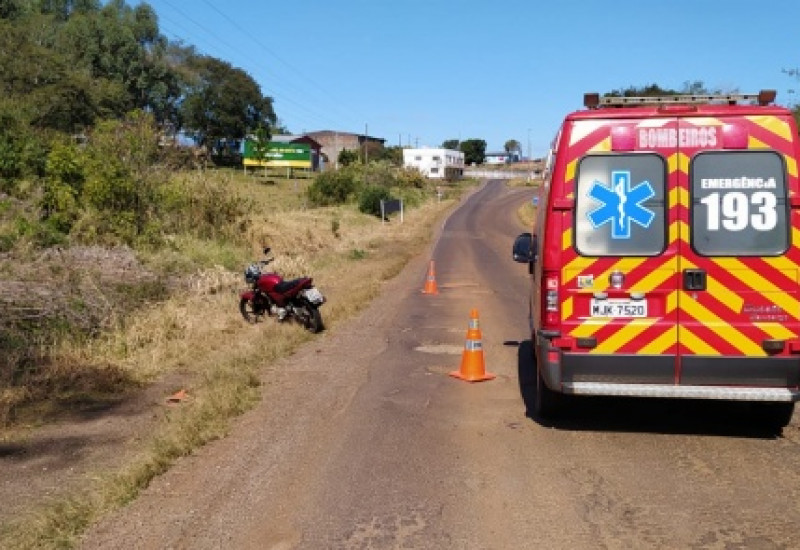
<box><xmin>561</xmin><ymin>117</ymin><xmax>679</xmax><ymax>385</ymax></box>
<box><xmin>678</xmin><ymin>115</ymin><xmax>800</xmax><ymax>388</ymax></box>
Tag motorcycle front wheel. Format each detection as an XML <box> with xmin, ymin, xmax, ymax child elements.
<box><xmin>239</xmin><ymin>298</ymin><xmax>265</xmax><ymax>324</ymax></box>
<box><xmin>298</xmin><ymin>305</ymin><xmax>324</xmax><ymax>333</ymax></box>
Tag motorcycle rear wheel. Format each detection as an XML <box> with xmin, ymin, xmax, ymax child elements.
<box><xmin>239</xmin><ymin>298</ymin><xmax>265</xmax><ymax>324</ymax></box>
<box><xmin>299</xmin><ymin>306</ymin><xmax>324</xmax><ymax>333</ymax></box>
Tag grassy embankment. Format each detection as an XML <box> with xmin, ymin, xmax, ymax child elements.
<box><xmin>508</xmin><ymin>175</ymin><xmax>541</xmax><ymax>229</ymax></box>
<box><xmin>0</xmin><ymin>168</ymin><xmax>476</xmax><ymax>549</ymax></box>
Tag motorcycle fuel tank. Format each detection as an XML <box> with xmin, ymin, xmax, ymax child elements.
<box><xmin>256</xmin><ymin>272</ymin><xmax>282</xmax><ymax>293</ymax></box>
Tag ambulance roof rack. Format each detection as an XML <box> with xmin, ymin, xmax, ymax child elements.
<box><xmin>583</xmin><ymin>90</ymin><xmax>777</xmax><ymax>109</ymax></box>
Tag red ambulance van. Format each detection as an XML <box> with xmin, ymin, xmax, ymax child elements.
<box><xmin>513</xmin><ymin>91</ymin><xmax>800</xmax><ymax>428</ymax></box>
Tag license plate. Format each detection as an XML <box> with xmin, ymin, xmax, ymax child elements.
<box><xmin>304</xmin><ymin>287</ymin><xmax>324</xmax><ymax>304</ymax></box>
<box><xmin>590</xmin><ymin>299</ymin><xmax>647</xmax><ymax>318</ymax></box>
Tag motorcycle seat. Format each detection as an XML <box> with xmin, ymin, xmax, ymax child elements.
<box><xmin>274</xmin><ymin>278</ymin><xmax>308</xmax><ymax>293</ymax></box>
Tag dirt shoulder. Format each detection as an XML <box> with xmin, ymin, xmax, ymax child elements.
<box><xmin>0</xmin><ymin>372</ymin><xmax>187</xmax><ymax>527</ymax></box>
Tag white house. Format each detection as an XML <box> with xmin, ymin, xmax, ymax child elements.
<box><xmin>402</xmin><ymin>147</ymin><xmax>464</xmax><ymax>180</ymax></box>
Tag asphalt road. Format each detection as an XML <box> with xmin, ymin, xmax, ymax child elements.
<box><xmin>81</xmin><ymin>180</ymin><xmax>800</xmax><ymax>549</ymax></box>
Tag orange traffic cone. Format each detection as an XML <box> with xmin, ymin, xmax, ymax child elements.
<box><xmin>450</xmin><ymin>309</ymin><xmax>495</xmax><ymax>382</ymax></box>
<box><xmin>422</xmin><ymin>259</ymin><xmax>439</xmax><ymax>294</ymax></box>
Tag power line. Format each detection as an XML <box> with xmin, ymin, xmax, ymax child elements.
<box><xmin>197</xmin><ymin>0</ymin><xmax>360</xmax><ymax>125</ymax></box>
<box><xmin>156</xmin><ymin>0</ymin><xmax>364</xmax><ymax>133</ymax></box>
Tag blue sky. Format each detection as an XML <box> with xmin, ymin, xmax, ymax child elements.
<box><xmin>139</xmin><ymin>0</ymin><xmax>800</xmax><ymax>159</ymax></box>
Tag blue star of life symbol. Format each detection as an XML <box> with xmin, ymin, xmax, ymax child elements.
<box><xmin>587</xmin><ymin>170</ymin><xmax>655</xmax><ymax>239</ymax></box>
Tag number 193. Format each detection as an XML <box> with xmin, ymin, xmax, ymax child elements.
<box><xmin>700</xmin><ymin>191</ymin><xmax>777</xmax><ymax>232</ymax></box>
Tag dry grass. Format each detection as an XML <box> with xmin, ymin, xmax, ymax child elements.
<box><xmin>0</xmin><ymin>173</ymin><xmax>474</xmax><ymax>549</ymax></box>
<box><xmin>518</xmin><ymin>201</ymin><xmax>538</xmax><ymax>230</ymax></box>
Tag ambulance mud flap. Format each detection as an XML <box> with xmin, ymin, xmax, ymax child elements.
<box><xmin>536</xmin><ymin>331</ymin><xmax>562</xmax><ymax>391</ymax></box>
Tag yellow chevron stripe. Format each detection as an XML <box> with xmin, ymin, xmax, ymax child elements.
<box><xmin>755</xmin><ymin>322</ymin><xmax>796</xmax><ymax>340</ymax></box>
<box><xmin>668</xmin><ymin>187</ymin><xmax>688</xmax><ymax>210</ymax></box>
<box><xmin>582</xmin><ymin>258</ymin><xmax>676</xmax><ymax>293</ymax></box>
<box><xmin>563</xmin><ymin>256</ymin><xmax>597</xmax><ymax>278</ymax></box>
<box><xmin>679</xmin><ymin>257</ymin><xmax>744</xmax><ymax>313</ymax></box>
<box><xmin>681</xmin><ymin>326</ymin><xmax>721</xmax><ymax>355</ymax></box>
<box><xmin>592</xmin><ymin>258</ymin><xmax>649</xmax><ymax>291</ymax></box>
<box><xmin>668</xmin><ymin>152</ymin><xmax>690</xmax><ymax>174</ymax></box>
<box><xmin>565</xmin><ymin>159</ymin><xmax>577</xmax><ymax>182</ymax></box>
<box><xmin>589</xmin><ymin>137</ymin><xmax>611</xmax><ymax>152</ymax></box>
<box><xmin>633</xmin><ymin>263</ymin><xmax>677</xmax><ymax>293</ymax></box>
<box><xmin>678</xmin><ymin>152</ymin><xmax>690</xmax><ymax>173</ymax></box>
<box><xmin>763</xmin><ymin>256</ymin><xmax>799</xmax><ymax>282</ymax></box>
<box><xmin>712</xmin><ymin>258</ymin><xmax>800</xmax><ymax>315</ymax></box>
<box><xmin>706</xmin><ymin>276</ymin><xmax>745</xmax><ymax>313</ymax></box>
<box><xmin>786</xmin><ymin>154</ymin><xmax>798</xmax><ymax>178</ymax></box>
<box><xmin>569</xmin><ymin>320</ymin><xmax>606</xmax><ymax>338</ymax></box>
<box><xmin>669</xmin><ymin>220</ymin><xmax>680</xmax><ymax>245</ymax></box>
<box><xmin>747</xmin><ymin>115</ymin><xmax>793</xmax><ymax>143</ymax></box>
<box><xmin>562</xmin><ymin>296</ymin><xmax>573</xmax><ymax>321</ymax></box>
<box><xmin>677</xmin><ymin>220</ymin><xmax>690</xmax><ymax>246</ymax></box>
<box><xmin>679</xmin><ymin>292</ymin><xmax>765</xmax><ymax>355</ymax></box>
<box><xmin>668</xmin><ymin>153</ymin><xmax>678</xmax><ymax>173</ymax></box>
<box><xmin>640</xmin><ymin>325</ymin><xmax>677</xmax><ymax>354</ymax></box>
<box><xmin>592</xmin><ymin>318</ymin><xmax>657</xmax><ymax>353</ymax></box>
<box><xmin>562</xmin><ymin>227</ymin><xmax>572</xmax><ymax>251</ymax></box>
<box><xmin>748</xmin><ymin>136</ymin><xmax>769</xmax><ymax>150</ymax></box>
<box><xmin>667</xmin><ymin>290</ymin><xmax>678</xmax><ymax>313</ymax></box>
<box><xmin>677</xmin><ymin>187</ymin><xmax>689</xmax><ymax>209</ymax></box>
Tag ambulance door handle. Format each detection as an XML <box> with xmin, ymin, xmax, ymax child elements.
<box><xmin>683</xmin><ymin>269</ymin><xmax>707</xmax><ymax>291</ymax></box>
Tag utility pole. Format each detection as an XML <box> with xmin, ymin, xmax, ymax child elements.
<box><xmin>527</xmin><ymin>128</ymin><xmax>531</xmax><ymax>162</ymax></box>
<box><xmin>365</xmin><ymin>123</ymin><xmax>368</xmax><ymax>164</ymax></box>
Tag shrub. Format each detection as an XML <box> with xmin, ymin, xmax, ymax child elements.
<box><xmin>307</xmin><ymin>168</ymin><xmax>359</xmax><ymax>206</ymax></box>
<box><xmin>158</xmin><ymin>174</ymin><xmax>249</xmax><ymax>241</ymax></box>
<box><xmin>358</xmin><ymin>185</ymin><xmax>393</xmax><ymax>217</ymax></box>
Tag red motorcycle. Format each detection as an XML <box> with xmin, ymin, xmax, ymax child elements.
<box><xmin>239</xmin><ymin>247</ymin><xmax>326</xmax><ymax>333</ymax></box>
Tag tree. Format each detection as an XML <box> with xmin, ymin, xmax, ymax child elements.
<box><xmin>504</xmin><ymin>139</ymin><xmax>521</xmax><ymax>154</ymax></box>
<box><xmin>180</xmin><ymin>55</ymin><xmax>275</xmax><ymax>147</ymax></box>
<box><xmin>338</xmin><ymin>149</ymin><xmax>359</xmax><ymax>167</ymax></box>
<box><xmin>249</xmin><ymin>125</ymin><xmax>271</xmax><ymax>174</ymax></box>
<box><xmin>362</xmin><ymin>144</ymin><xmax>402</xmax><ymax>166</ymax></box>
<box><xmin>604</xmin><ymin>81</ymin><xmax>726</xmax><ymax>98</ymax></box>
<box><xmin>460</xmin><ymin>139</ymin><xmax>486</xmax><ymax>165</ymax></box>
<box><xmin>441</xmin><ymin>139</ymin><xmax>459</xmax><ymax>150</ymax></box>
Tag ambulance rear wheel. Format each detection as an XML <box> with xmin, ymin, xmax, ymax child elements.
<box><xmin>535</xmin><ymin>365</ymin><xmax>561</xmax><ymax>420</ymax></box>
<box><xmin>753</xmin><ymin>402</ymin><xmax>794</xmax><ymax>431</ymax></box>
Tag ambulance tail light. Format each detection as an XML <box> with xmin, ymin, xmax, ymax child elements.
<box><xmin>543</xmin><ymin>272</ymin><xmax>560</xmax><ymax>327</ymax></box>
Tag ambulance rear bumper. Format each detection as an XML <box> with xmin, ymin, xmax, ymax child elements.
<box><xmin>541</xmin><ymin>348</ymin><xmax>800</xmax><ymax>402</ymax></box>
<box><xmin>562</xmin><ymin>382</ymin><xmax>800</xmax><ymax>402</ymax></box>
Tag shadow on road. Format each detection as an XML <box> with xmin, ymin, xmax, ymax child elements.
<box><xmin>512</xmin><ymin>339</ymin><xmax>786</xmax><ymax>440</ymax></box>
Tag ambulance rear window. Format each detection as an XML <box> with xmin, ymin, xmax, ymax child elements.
<box><xmin>691</xmin><ymin>151</ymin><xmax>788</xmax><ymax>256</ymax></box>
<box><xmin>575</xmin><ymin>154</ymin><xmax>666</xmax><ymax>256</ymax></box>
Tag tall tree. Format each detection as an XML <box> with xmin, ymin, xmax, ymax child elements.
<box><xmin>504</xmin><ymin>139</ymin><xmax>521</xmax><ymax>154</ymax></box>
<box><xmin>180</xmin><ymin>55</ymin><xmax>275</xmax><ymax>146</ymax></box>
<box><xmin>460</xmin><ymin>139</ymin><xmax>486</xmax><ymax>165</ymax></box>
